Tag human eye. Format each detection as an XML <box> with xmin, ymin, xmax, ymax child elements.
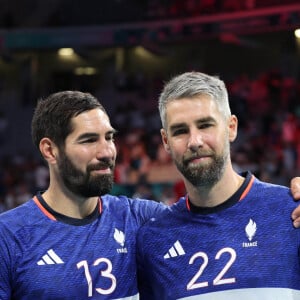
<box><xmin>172</xmin><ymin>128</ymin><xmax>187</xmax><ymax>136</ymax></box>
<box><xmin>78</xmin><ymin>134</ymin><xmax>98</xmax><ymax>144</ymax></box>
<box><xmin>81</xmin><ymin>137</ymin><xmax>97</xmax><ymax>143</ymax></box>
<box><xmin>106</xmin><ymin>131</ymin><xmax>116</xmax><ymax>141</ymax></box>
<box><xmin>198</xmin><ymin>117</ymin><xmax>215</xmax><ymax>129</ymax></box>
<box><xmin>199</xmin><ymin>122</ymin><xmax>213</xmax><ymax>129</ymax></box>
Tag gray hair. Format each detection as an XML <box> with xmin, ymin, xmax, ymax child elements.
<box><xmin>158</xmin><ymin>71</ymin><xmax>231</xmax><ymax>129</ymax></box>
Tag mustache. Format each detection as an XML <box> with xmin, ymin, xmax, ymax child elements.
<box><xmin>183</xmin><ymin>151</ymin><xmax>213</xmax><ymax>163</ymax></box>
<box><xmin>87</xmin><ymin>160</ymin><xmax>115</xmax><ymax>172</ymax></box>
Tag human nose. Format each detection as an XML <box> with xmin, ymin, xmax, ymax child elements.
<box><xmin>187</xmin><ymin>129</ymin><xmax>203</xmax><ymax>150</ymax></box>
<box><xmin>96</xmin><ymin>139</ymin><xmax>116</xmax><ymax>160</ymax></box>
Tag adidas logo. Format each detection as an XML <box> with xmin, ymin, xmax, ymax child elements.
<box><xmin>37</xmin><ymin>249</ymin><xmax>64</xmax><ymax>265</ymax></box>
<box><xmin>164</xmin><ymin>240</ymin><xmax>185</xmax><ymax>259</ymax></box>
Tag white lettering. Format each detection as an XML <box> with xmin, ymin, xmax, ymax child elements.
<box><xmin>242</xmin><ymin>241</ymin><xmax>258</xmax><ymax>248</ymax></box>
<box><xmin>117</xmin><ymin>248</ymin><xmax>128</xmax><ymax>253</ymax></box>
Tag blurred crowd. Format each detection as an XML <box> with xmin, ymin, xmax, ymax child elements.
<box><xmin>111</xmin><ymin>68</ymin><xmax>300</xmax><ymax>200</ymax></box>
<box><xmin>2</xmin><ymin>0</ymin><xmax>299</xmax><ymax>29</ymax></box>
<box><xmin>145</xmin><ymin>0</ymin><xmax>298</xmax><ymax>20</ymax></box>
<box><xmin>0</xmin><ymin>68</ymin><xmax>299</xmax><ymax>213</ymax></box>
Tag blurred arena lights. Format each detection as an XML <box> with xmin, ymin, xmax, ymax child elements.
<box><xmin>58</xmin><ymin>48</ymin><xmax>75</xmax><ymax>56</ymax></box>
<box><xmin>295</xmin><ymin>28</ymin><xmax>300</xmax><ymax>38</ymax></box>
<box><xmin>74</xmin><ymin>67</ymin><xmax>97</xmax><ymax>75</ymax></box>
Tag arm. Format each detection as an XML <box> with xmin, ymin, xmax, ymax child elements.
<box><xmin>136</xmin><ymin>226</ymin><xmax>156</xmax><ymax>300</ymax></box>
<box><xmin>0</xmin><ymin>228</ymin><xmax>12</xmax><ymax>300</ymax></box>
<box><xmin>290</xmin><ymin>177</ymin><xmax>300</xmax><ymax>228</ymax></box>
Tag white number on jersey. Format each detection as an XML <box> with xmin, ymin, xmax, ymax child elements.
<box><xmin>187</xmin><ymin>247</ymin><xmax>236</xmax><ymax>291</ymax></box>
<box><xmin>77</xmin><ymin>258</ymin><xmax>117</xmax><ymax>297</ymax></box>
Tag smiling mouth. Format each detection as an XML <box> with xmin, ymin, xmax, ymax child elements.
<box><xmin>90</xmin><ymin>168</ymin><xmax>112</xmax><ymax>174</ymax></box>
<box><xmin>191</xmin><ymin>156</ymin><xmax>209</xmax><ymax>162</ymax></box>
<box><xmin>186</xmin><ymin>155</ymin><xmax>211</xmax><ymax>165</ymax></box>
<box><xmin>88</xmin><ymin>163</ymin><xmax>114</xmax><ymax>174</ymax></box>
<box><xmin>88</xmin><ymin>162</ymin><xmax>114</xmax><ymax>171</ymax></box>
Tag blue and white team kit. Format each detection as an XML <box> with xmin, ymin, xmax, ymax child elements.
<box><xmin>137</xmin><ymin>172</ymin><xmax>300</xmax><ymax>300</ymax></box>
<box><xmin>0</xmin><ymin>193</ymin><xmax>164</xmax><ymax>299</ymax></box>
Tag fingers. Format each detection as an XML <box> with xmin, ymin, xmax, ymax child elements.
<box><xmin>292</xmin><ymin>216</ymin><xmax>300</xmax><ymax>228</ymax></box>
<box><xmin>291</xmin><ymin>177</ymin><xmax>300</xmax><ymax>200</ymax></box>
<box><xmin>291</xmin><ymin>205</ymin><xmax>300</xmax><ymax>228</ymax></box>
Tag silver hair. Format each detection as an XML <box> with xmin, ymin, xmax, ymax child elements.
<box><xmin>158</xmin><ymin>71</ymin><xmax>231</xmax><ymax>129</ymax></box>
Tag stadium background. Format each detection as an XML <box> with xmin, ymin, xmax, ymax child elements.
<box><xmin>0</xmin><ymin>0</ymin><xmax>299</xmax><ymax>210</ymax></box>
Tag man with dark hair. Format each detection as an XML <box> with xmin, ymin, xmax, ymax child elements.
<box><xmin>0</xmin><ymin>91</ymin><xmax>164</xmax><ymax>300</ymax></box>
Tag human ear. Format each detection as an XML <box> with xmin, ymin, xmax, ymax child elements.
<box><xmin>160</xmin><ymin>128</ymin><xmax>170</xmax><ymax>153</ymax></box>
<box><xmin>39</xmin><ymin>138</ymin><xmax>58</xmax><ymax>164</ymax></box>
<box><xmin>228</xmin><ymin>115</ymin><xmax>238</xmax><ymax>142</ymax></box>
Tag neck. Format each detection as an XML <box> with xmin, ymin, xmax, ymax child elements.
<box><xmin>185</xmin><ymin>167</ymin><xmax>244</xmax><ymax>208</ymax></box>
<box><xmin>42</xmin><ymin>187</ymin><xmax>99</xmax><ymax>219</ymax></box>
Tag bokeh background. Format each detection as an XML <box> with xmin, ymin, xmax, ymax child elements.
<box><xmin>0</xmin><ymin>0</ymin><xmax>300</xmax><ymax>211</ymax></box>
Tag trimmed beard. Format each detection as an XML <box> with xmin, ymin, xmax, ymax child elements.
<box><xmin>57</xmin><ymin>149</ymin><xmax>115</xmax><ymax>198</ymax></box>
<box><xmin>173</xmin><ymin>146</ymin><xmax>229</xmax><ymax>188</ymax></box>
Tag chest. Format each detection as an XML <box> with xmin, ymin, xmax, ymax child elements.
<box><xmin>12</xmin><ymin>219</ymin><xmax>138</xmax><ymax>299</ymax></box>
<box><xmin>141</xmin><ymin>214</ymin><xmax>300</xmax><ymax>299</ymax></box>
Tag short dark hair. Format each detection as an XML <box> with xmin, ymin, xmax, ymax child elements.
<box><xmin>31</xmin><ymin>91</ymin><xmax>107</xmax><ymax>150</ymax></box>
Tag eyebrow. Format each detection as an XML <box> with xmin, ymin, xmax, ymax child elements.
<box><xmin>169</xmin><ymin>123</ymin><xmax>186</xmax><ymax>132</ymax></box>
<box><xmin>77</xmin><ymin>129</ymin><xmax>117</xmax><ymax>140</ymax></box>
<box><xmin>169</xmin><ymin>117</ymin><xmax>215</xmax><ymax>131</ymax></box>
<box><xmin>196</xmin><ymin>116</ymin><xmax>216</xmax><ymax>124</ymax></box>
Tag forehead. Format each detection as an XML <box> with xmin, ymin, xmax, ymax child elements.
<box><xmin>70</xmin><ymin>108</ymin><xmax>112</xmax><ymax>135</ymax></box>
<box><xmin>165</xmin><ymin>95</ymin><xmax>220</xmax><ymax>125</ymax></box>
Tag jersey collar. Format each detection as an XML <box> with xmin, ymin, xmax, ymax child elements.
<box><xmin>185</xmin><ymin>171</ymin><xmax>254</xmax><ymax>214</ymax></box>
<box><xmin>33</xmin><ymin>192</ymin><xmax>102</xmax><ymax>225</ymax></box>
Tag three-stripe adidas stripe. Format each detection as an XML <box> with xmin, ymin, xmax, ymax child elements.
<box><xmin>37</xmin><ymin>249</ymin><xmax>64</xmax><ymax>265</ymax></box>
<box><xmin>164</xmin><ymin>240</ymin><xmax>185</xmax><ymax>259</ymax></box>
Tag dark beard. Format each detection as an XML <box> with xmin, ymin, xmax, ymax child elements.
<box><xmin>57</xmin><ymin>150</ymin><xmax>115</xmax><ymax>198</ymax></box>
<box><xmin>174</xmin><ymin>151</ymin><xmax>227</xmax><ymax>188</ymax></box>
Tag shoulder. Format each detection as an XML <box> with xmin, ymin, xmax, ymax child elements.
<box><xmin>0</xmin><ymin>199</ymin><xmax>37</xmax><ymax>229</ymax></box>
<box><xmin>247</xmin><ymin>178</ymin><xmax>296</xmax><ymax>215</ymax></box>
<box><xmin>101</xmin><ymin>194</ymin><xmax>167</xmax><ymax>222</ymax></box>
<box><xmin>252</xmin><ymin>177</ymin><xmax>291</xmax><ymax>197</ymax></box>
<box><xmin>138</xmin><ymin>197</ymin><xmax>185</xmax><ymax>231</ymax></box>
<box><xmin>0</xmin><ymin>199</ymin><xmax>40</xmax><ymax>248</ymax></box>
<box><xmin>101</xmin><ymin>194</ymin><xmax>164</xmax><ymax>209</ymax></box>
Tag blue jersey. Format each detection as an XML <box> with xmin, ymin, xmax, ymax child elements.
<box><xmin>0</xmin><ymin>193</ymin><xmax>165</xmax><ymax>299</ymax></box>
<box><xmin>137</xmin><ymin>172</ymin><xmax>300</xmax><ymax>299</ymax></box>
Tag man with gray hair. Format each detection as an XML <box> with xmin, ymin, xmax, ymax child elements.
<box><xmin>137</xmin><ymin>71</ymin><xmax>300</xmax><ymax>299</ymax></box>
